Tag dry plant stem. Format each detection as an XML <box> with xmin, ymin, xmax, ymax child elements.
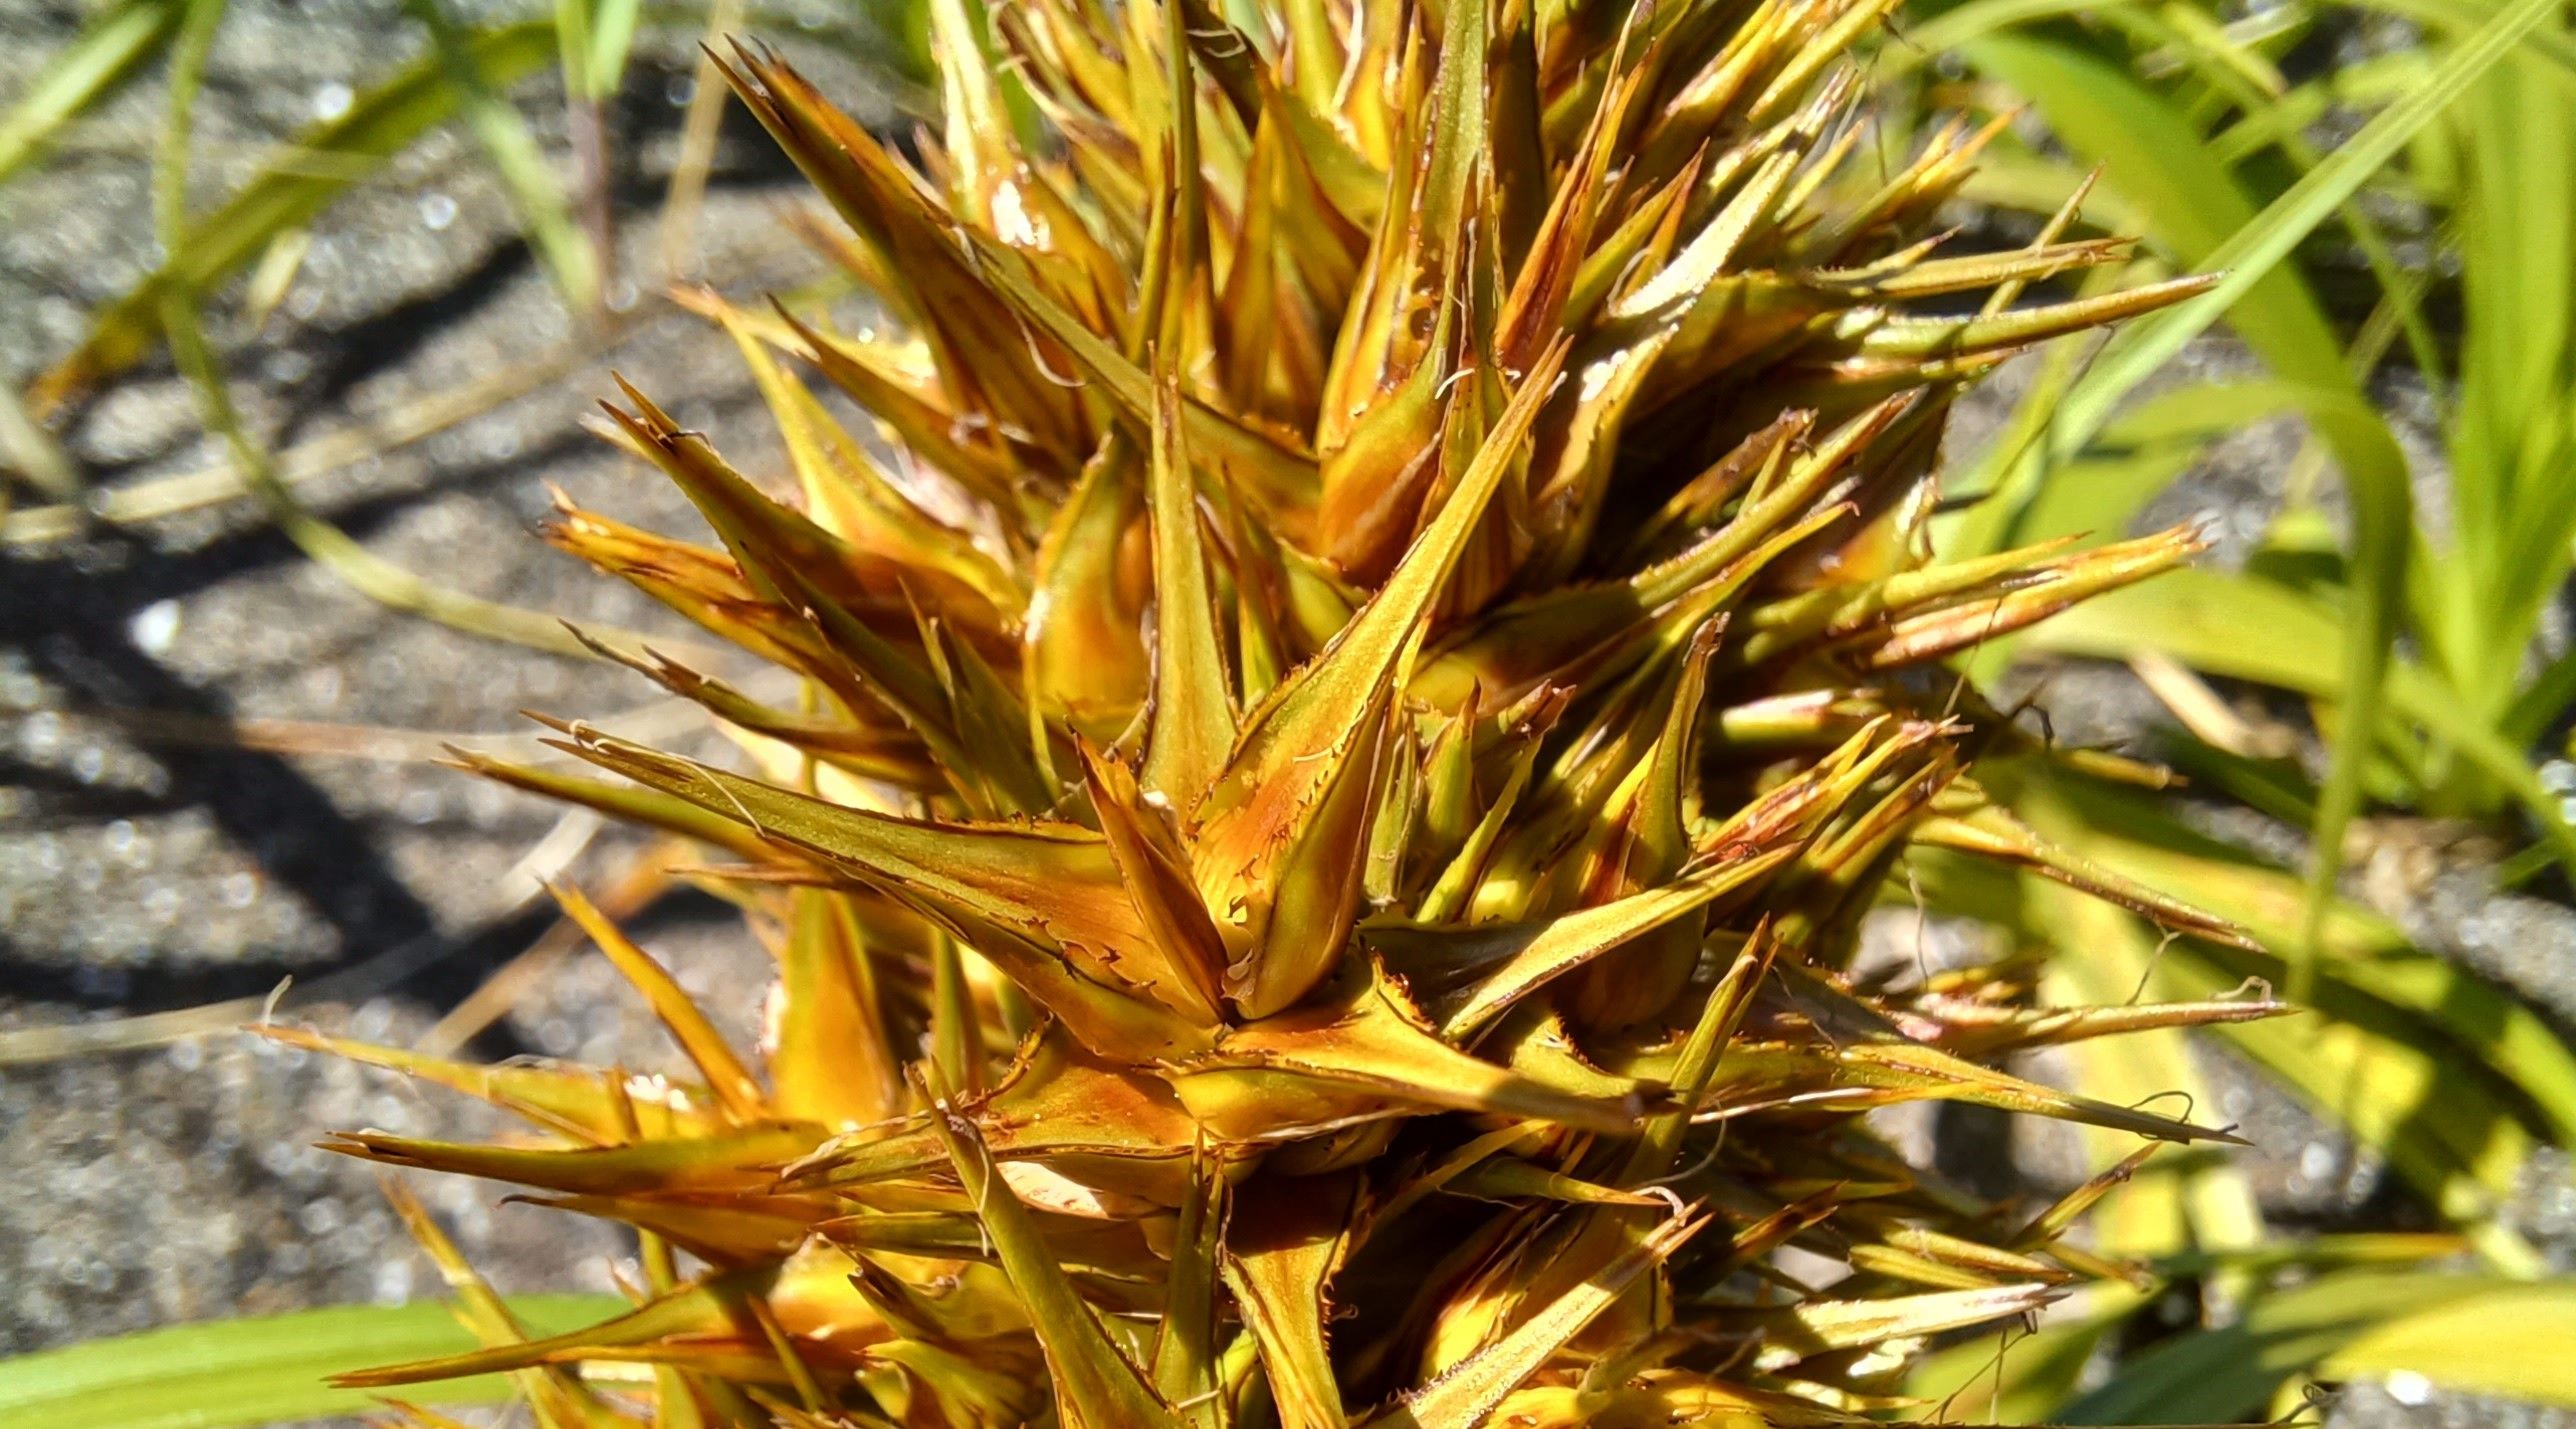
<box><xmin>3</xmin><ymin>340</ymin><xmax>600</xmax><ymax>546</ymax></box>
<box><xmin>164</xmin><ymin>307</ymin><xmax>653</xmax><ymax>660</ymax></box>
<box><xmin>573</xmin><ymin>96</ymin><xmax>617</xmax><ymax>317</ymax></box>
<box><xmin>11</xmin><ymin>686</ymin><xmax>730</xmax><ymax>764</ymax></box>
<box><xmin>0</xmin><ymin>378</ymin><xmax>84</xmax><ymax>505</ymax></box>
<box><xmin>2127</xmin><ymin>649</ymin><xmax>2291</xmax><ymax>759</ymax></box>
<box><xmin>653</xmin><ymin>0</ymin><xmax>748</xmax><ymax>280</ymax></box>
<box><xmin>160</xmin><ymin>279</ymin><xmax>704</xmax><ymax>664</ymax></box>
<box><xmin>415</xmin><ymin>841</ymin><xmax>682</xmax><ymax>1055</ymax></box>
<box><xmin>237</xmin><ymin>227</ymin><xmax>315</xmax><ymax>334</ymax></box>
<box><xmin>6</xmin><ymin>212</ymin><xmax>820</xmax><ymax>548</ymax></box>
<box><xmin>0</xmin><ymin>806</ymin><xmax>602</xmax><ymax>1065</ymax></box>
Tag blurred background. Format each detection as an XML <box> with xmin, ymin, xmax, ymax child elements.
<box><xmin>1</xmin><ymin>0</ymin><xmax>2572</xmax><ymax>1423</ymax></box>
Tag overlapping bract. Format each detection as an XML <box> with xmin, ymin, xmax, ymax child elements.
<box><xmin>310</xmin><ymin>1</ymin><xmax>2281</xmax><ymax>1424</ymax></box>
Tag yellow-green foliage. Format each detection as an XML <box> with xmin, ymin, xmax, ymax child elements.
<box><xmin>293</xmin><ymin>1</ymin><xmax>2281</xmax><ymax>1423</ymax></box>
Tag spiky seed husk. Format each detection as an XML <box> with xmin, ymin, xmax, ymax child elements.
<box><xmin>307</xmin><ymin>1</ymin><xmax>2275</xmax><ymax>1425</ymax></box>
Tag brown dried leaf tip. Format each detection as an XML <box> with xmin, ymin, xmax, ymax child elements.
<box><xmin>316</xmin><ymin>1</ymin><xmax>2257</xmax><ymax>1425</ymax></box>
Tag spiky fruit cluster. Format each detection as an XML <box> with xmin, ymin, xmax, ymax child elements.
<box><xmin>287</xmin><ymin>1</ymin><xmax>2280</xmax><ymax>1424</ymax></box>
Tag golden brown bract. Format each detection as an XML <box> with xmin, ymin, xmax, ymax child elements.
<box><xmin>316</xmin><ymin>1</ymin><xmax>2277</xmax><ymax>1425</ymax></box>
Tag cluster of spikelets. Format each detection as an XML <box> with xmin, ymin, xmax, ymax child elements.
<box><xmin>267</xmin><ymin>0</ymin><xmax>2296</xmax><ymax>1424</ymax></box>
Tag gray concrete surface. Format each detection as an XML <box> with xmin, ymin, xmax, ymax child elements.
<box><xmin>0</xmin><ymin>0</ymin><xmax>881</xmax><ymax>1362</ymax></box>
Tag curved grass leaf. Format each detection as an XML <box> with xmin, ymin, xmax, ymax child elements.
<box><xmin>0</xmin><ymin>1296</ymin><xmax>625</xmax><ymax>1429</ymax></box>
<box><xmin>2026</xmin><ymin>569</ymin><xmax>2576</xmax><ymax>882</ymax></box>
<box><xmin>1993</xmin><ymin>378</ymin><xmax>2306</xmax><ymax>553</ymax></box>
<box><xmin>1960</xmin><ymin>764</ymin><xmax>2576</xmax><ymax>1271</ymax></box>
<box><xmin>402</xmin><ymin>0</ymin><xmax>597</xmax><ymax>312</ymax></box>
<box><xmin>2172</xmin><ymin>938</ymin><xmax>2545</xmax><ymax>1272</ymax></box>
<box><xmin>2055</xmin><ymin>1271</ymin><xmax>2532</xmax><ymax>1424</ymax></box>
<box><xmin>31</xmin><ymin>19</ymin><xmax>560</xmax><ymax>412</ymax></box>
<box><xmin>2017</xmin><ymin>764</ymin><xmax>2576</xmax><ymax>1138</ymax></box>
<box><xmin>2424</xmin><ymin>60</ymin><xmax>2576</xmax><ymax>762</ymax></box>
<box><xmin>0</xmin><ymin>0</ymin><xmax>181</xmax><ymax>185</ymax></box>
<box><xmin>161</xmin><ymin>283</ymin><xmax>636</xmax><ymax>660</ymax></box>
<box><xmin>2356</xmin><ymin>0</ymin><xmax>2576</xmax><ymax>86</ymax></box>
<box><xmin>1901</xmin><ymin>1285</ymin><xmax>2146</xmax><ymax>1423</ymax></box>
<box><xmin>1952</xmin><ymin>0</ymin><xmax>2563</xmax><ymax>994</ymax></box>
<box><xmin>2320</xmin><ymin>1282</ymin><xmax>2576</xmax><ymax>1406</ymax></box>
<box><xmin>1882</xmin><ymin>0</ymin><xmax>2129</xmax><ymax>70</ymax></box>
<box><xmin>2025</xmin><ymin>878</ymin><xmax>2264</xmax><ymax>1262</ymax></box>
<box><xmin>1956</xmin><ymin>33</ymin><xmax>2346</xmax><ymax>394</ymax></box>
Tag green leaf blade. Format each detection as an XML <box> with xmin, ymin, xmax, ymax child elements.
<box><xmin>0</xmin><ymin>1297</ymin><xmax>625</xmax><ymax>1429</ymax></box>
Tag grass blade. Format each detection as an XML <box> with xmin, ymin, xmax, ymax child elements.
<box><xmin>2320</xmin><ymin>1283</ymin><xmax>2576</xmax><ymax>1405</ymax></box>
<box><xmin>142</xmin><ymin>0</ymin><xmax>644</xmax><ymax>661</ymax></box>
<box><xmin>31</xmin><ymin>19</ymin><xmax>560</xmax><ymax>412</ymax></box>
<box><xmin>1952</xmin><ymin>42</ymin><xmax>2301</xmax><ymax>300</ymax></box>
<box><xmin>0</xmin><ymin>376</ymin><xmax>81</xmax><ymax>503</ymax></box>
<box><xmin>2026</xmin><ymin>569</ymin><xmax>2576</xmax><ymax>882</ymax></box>
<box><xmin>1957</xmin><ymin>0</ymin><xmax>2561</xmax><ymax>990</ymax></box>
<box><xmin>653</xmin><ymin>0</ymin><xmax>748</xmax><ymax>277</ymax></box>
<box><xmin>160</xmin><ymin>288</ymin><xmax>648</xmax><ymax>660</ymax></box>
<box><xmin>0</xmin><ymin>0</ymin><xmax>181</xmax><ymax>185</ymax></box>
<box><xmin>1965</xmin><ymin>766</ymin><xmax>2574</xmax><ymax>1271</ymax></box>
<box><xmin>587</xmin><ymin>0</ymin><xmax>646</xmax><ymax>100</ymax></box>
<box><xmin>2057</xmin><ymin>1271</ymin><xmax>2521</xmax><ymax>1423</ymax></box>
<box><xmin>0</xmin><ymin>1297</ymin><xmax>625</xmax><ymax>1429</ymax></box>
<box><xmin>402</xmin><ymin>0</ymin><xmax>598</xmax><ymax>313</ymax></box>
